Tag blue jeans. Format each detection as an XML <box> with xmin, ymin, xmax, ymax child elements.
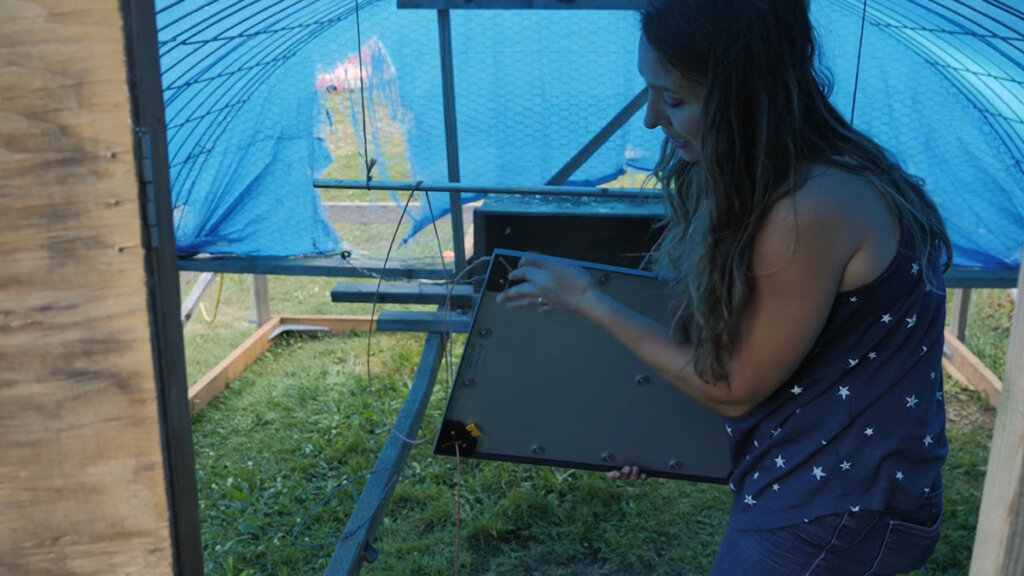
<box><xmin>710</xmin><ymin>492</ymin><xmax>942</xmax><ymax>576</ymax></box>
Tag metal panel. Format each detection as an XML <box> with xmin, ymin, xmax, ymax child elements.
<box><xmin>435</xmin><ymin>249</ymin><xmax>731</xmax><ymax>482</ymax></box>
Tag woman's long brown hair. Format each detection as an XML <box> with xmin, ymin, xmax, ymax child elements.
<box><xmin>641</xmin><ymin>0</ymin><xmax>952</xmax><ymax>382</ymax></box>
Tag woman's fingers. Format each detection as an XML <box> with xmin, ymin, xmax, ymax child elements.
<box><xmin>518</xmin><ymin>252</ymin><xmax>549</xmax><ymax>269</ymax></box>
<box><xmin>606</xmin><ymin>465</ymin><xmax>647</xmax><ymax>481</ymax></box>
<box><xmin>497</xmin><ymin>266</ymin><xmax>549</xmax><ymax>307</ymax></box>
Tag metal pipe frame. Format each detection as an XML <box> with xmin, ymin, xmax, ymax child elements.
<box><xmin>315</xmin><ymin>178</ymin><xmax>657</xmax><ymax>199</ymax></box>
<box><xmin>437</xmin><ymin>8</ymin><xmax>468</xmax><ymax>274</ymax></box>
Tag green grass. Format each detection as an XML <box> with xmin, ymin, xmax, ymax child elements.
<box><xmin>185</xmin><ymin>273</ymin><xmax>1010</xmax><ymax>574</ymax></box>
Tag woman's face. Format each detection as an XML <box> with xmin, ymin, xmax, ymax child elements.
<box><xmin>637</xmin><ymin>35</ymin><xmax>705</xmax><ymax>163</ymax></box>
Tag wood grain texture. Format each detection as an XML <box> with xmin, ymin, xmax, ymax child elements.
<box><xmin>0</xmin><ymin>1</ymin><xmax>173</xmax><ymax>574</ymax></box>
<box><xmin>970</xmin><ymin>252</ymin><xmax>1024</xmax><ymax>575</ymax></box>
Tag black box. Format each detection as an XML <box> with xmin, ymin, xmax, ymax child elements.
<box><xmin>471</xmin><ymin>194</ymin><xmax>664</xmax><ymax>269</ymax></box>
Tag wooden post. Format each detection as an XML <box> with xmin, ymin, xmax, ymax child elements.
<box><xmin>950</xmin><ymin>288</ymin><xmax>972</xmax><ymax>341</ymax></box>
<box><xmin>0</xmin><ymin>1</ymin><xmax>174</xmax><ymax>573</ymax></box>
<box><xmin>252</xmin><ymin>274</ymin><xmax>271</xmax><ymax>326</ymax></box>
<box><xmin>970</xmin><ymin>255</ymin><xmax>1024</xmax><ymax>575</ymax></box>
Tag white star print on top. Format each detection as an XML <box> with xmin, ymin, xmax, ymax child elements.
<box><xmin>719</xmin><ymin>224</ymin><xmax>947</xmax><ymax>531</ymax></box>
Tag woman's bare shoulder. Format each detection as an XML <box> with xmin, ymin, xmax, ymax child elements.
<box><xmin>756</xmin><ymin>165</ymin><xmax>899</xmax><ymax>289</ymax></box>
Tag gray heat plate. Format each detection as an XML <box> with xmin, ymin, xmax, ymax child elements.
<box><xmin>435</xmin><ymin>250</ymin><xmax>731</xmax><ymax>482</ymax></box>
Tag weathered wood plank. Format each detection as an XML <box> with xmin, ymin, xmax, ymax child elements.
<box><xmin>942</xmin><ymin>327</ymin><xmax>1002</xmax><ymax>407</ymax></box>
<box><xmin>0</xmin><ymin>1</ymin><xmax>173</xmax><ymax>574</ymax></box>
<box><xmin>277</xmin><ymin>314</ymin><xmax>377</xmax><ymax>335</ymax></box>
<box><xmin>970</xmin><ymin>251</ymin><xmax>1024</xmax><ymax>575</ymax></box>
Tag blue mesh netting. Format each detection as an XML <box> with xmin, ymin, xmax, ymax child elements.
<box><xmin>158</xmin><ymin>0</ymin><xmax>1023</xmax><ymax>270</ymax></box>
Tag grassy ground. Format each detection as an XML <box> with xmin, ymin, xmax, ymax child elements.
<box><xmin>184</xmin><ymin>260</ymin><xmax>1012</xmax><ymax>575</ymax></box>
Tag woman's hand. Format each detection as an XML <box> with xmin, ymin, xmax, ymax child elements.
<box><xmin>495</xmin><ymin>253</ymin><xmax>597</xmax><ymax>312</ymax></box>
<box><xmin>606</xmin><ymin>465</ymin><xmax>647</xmax><ymax>481</ymax></box>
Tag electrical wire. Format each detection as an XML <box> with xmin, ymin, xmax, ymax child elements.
<box><xmin>198</xmin><ymin>273</ymin><xmax>225</xmax><ymax>323</ymax></box>
<box><xmin>849</xmin><ymin>0</ymin><xmax>870</xmax><ymax>125</ymax></box>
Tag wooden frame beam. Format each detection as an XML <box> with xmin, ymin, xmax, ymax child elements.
<box><xmin>187</xmin><ymin>315</ymin><xmax>377</xmax><ymax>414</ymax></box>
<box><xmin>970</xmin><ymin>250</ymin><xmax>1024</xmax><ymax>574</ymax></box>
<box><xmin>943</xmin><ymin>327</ymin><xmax>1003</xmax><ymax>407</ymax></box>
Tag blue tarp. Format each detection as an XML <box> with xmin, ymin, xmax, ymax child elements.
<box><xmin>157</xmin><ymin>0</ymin><xmax>1023</xmax><ymax>269</ymax></box>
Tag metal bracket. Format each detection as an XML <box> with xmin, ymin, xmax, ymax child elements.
<box><xmin>268</xmin><ymin>323</ymin><xmax>332</xmax><ymax>341</ymax></box>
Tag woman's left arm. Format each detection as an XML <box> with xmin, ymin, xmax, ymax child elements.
<box><xmin>498</xmin><ymin>182</ymin><xmax>869</xmax><ymax>417</ymax></box>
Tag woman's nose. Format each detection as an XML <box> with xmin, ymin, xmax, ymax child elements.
<box><xmin>643</xmin><ymin>97</ymin><xmax>664</xmax><ymax>130</ymax></box>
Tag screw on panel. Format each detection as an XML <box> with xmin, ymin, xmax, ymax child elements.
<box><xmin>601</xmin><ymin>452</ymin><xmax>615</xmax><ymax>464</ymax></box>
<box><xmin>668</xmin><ymin>460</ymin><xmax>682</xmax><ymax>471</ymax></box>
<box><xmin>477</xmin><ymin>327</ymin><xmax>492</xmax><ymax>338</ymax></box>
<box><xmin>635</xmin><ymin>374</ymin><xmax>651</xmax><ymax>386</ymax></box>
<box><xmin>598</xmin><ymin>273</ymin><xmax>611</xmax><ymax>286</ymax></box>
<box><xmin>531</xmin><ymin>444</ymin><xmax>545</xmax><ymax>456</ymax></box>
<box><xmin>462</xmin><ymin>378</ymin><xmax>476</xmax><ymax>388</ymax></box>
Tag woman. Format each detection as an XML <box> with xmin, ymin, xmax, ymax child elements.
<box><xmin>497</xmin><ymin>0</ymin><xmax>952</xmax><ymax>574</ymax></box>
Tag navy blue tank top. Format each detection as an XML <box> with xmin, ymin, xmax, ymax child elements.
<box><xmin>723</xmin><ymin>225</ymin><xmax>948</xmax><ymax>530</ymax></box>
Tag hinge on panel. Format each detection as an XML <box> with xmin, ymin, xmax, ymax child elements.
<box><xmin>135</xmin><ymin>126</ymin><xmax>159</xmax><ymax>249</ymax></box>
